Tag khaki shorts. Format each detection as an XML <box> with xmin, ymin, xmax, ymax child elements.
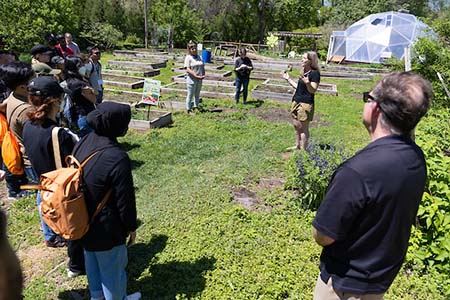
<box><xmin>290</xmin><ymin>101</ymin><xmax>314</xmax><ymax>122</ymax></box>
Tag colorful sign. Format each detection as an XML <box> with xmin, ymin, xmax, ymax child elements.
<box><xmin>141</xmin><ymin>79</ymin><xmax>161</xmax><ymax>106</ymax></box>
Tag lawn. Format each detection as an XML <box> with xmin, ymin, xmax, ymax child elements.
<box><xmin>4</xmin><ymin>61</ymin><xmax>448</xmax><ymax>299</ymax></box>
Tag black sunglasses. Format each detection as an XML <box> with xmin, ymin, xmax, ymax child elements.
<box><xmin>93</xmin><ymin>51</ymin><xmax>101</xmax><ymax>55</ymax></box>
<box><xmin>362</xmin><ymin>92</ymin><xmax>375</xmax><ymax>103</ymax></box>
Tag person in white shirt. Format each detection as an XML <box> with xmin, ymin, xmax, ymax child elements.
<box><xmin>184</xmin><ymin>41</ymin><xmax>205</xmax><ymax>113</ymax></box>
<box><xmin>65</xmin><ymin>33</ymin><xmax>80</xmax><ymax>56</ymax></box>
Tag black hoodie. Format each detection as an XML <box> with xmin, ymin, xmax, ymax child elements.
<box><xmin>73</xmin><ymin>102</ymin><xmax>137</xmax><ymax>251</ymax></box>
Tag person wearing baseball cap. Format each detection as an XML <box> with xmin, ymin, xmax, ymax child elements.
<box><xmin>30</xmin><ymin>45</ymin><xmax>53</xmax><ymax>65</ymax></box>
<box><xmin>23</xmin><ymin>75</ymin><xmax>84</xmax><ymax>275</ymax></box>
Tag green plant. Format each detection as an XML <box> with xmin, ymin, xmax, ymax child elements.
<box><xmin>80</xmin><ymin>22</ymin><xmax>123</xmax><ymax>50</ymax></box>
<box><xmin>285</xmin><ymin>142</ymin><xmax>348</xmax><ymax>209</ymax></box>
<box><xmin>409</xmin><ymin>108</ymin><xmax>450</xmax><ymax>273</ymax></box>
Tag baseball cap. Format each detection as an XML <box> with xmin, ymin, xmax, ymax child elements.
<box><xmin>27</xmin><ymin>76</ymin><xmax>67</xmax><ymax>97</ymax></box>
<box><xmin>32</xmin><ymin>63</ymin><xmax>61</xmax><ymax>76</ymax></box>
<box><xmin>30</xmin><ymin>45</ymin><xmax>53</xmax><ymax>56</ymax></box>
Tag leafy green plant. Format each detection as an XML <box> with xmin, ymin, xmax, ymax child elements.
<box><xmin>285</xmin><ymin>141</ymin><xmax>348</xmax><ymax>209</ymax></box>
<box><xmin>80</xmin><ymin>22</ymin><xmax>123</xmax><ymax>50</ymax></box>
<box><xmin>409</xmin><ymin>108</ymin><xmax>450</xmax><ymax>273</ymax></box>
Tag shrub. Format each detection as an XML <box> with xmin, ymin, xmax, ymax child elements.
<box><xmin>285</xmin><ymin>141</ymin><xmax>348</xmax><ymax>210</ymax></box>
<box><xmin>80</xmin><ymin>22</ymin><xmax>123</xmax><ymax>50</ymax></box>
<box><xmin>408</xmin><ymin>108</ymin><xmax>450</xmax><ymax>274</ymax></box>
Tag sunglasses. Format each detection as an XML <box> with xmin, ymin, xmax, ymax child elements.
<box><xmin>362</xmin><ymin>92</ymin><xmax>375</xmax><ymax>103</ymax></box>
<box><xmin>93</xmin><ymin>51</ymin><xmax>101</xmax><ymax>55</ymax></box>
<box><xmin>189</xmin><ymin>47</ymin><xmax>197</xmax><ymax>50</ymax></box>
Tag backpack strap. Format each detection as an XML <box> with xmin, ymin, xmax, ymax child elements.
<box><xmin>51</xmin><ymin>127</ymin><xmax>63</xmax><ymax>169</ymax></box>
<box><xmin>7</xmin><ymin>102</ymin><xmax>27</xmax><ymax>127</ymax></box>
<box><xmin>89</xmin><ymin>188</ymin><xmax>112</xmax><ymax>224</ymax></box>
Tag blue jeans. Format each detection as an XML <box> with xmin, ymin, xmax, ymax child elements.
<box><xmin>36</xmin><ymin>191</ymin><xmax>57</xmax><ymax>242</ymax></box>
<box><xmin>186</xmin><ymin>80</ymin><xmax>202</xmax><ymax>111</ymax></box>
<box><xmin>77</xmin><ymin>115</ymin><xmax>93</xmax><ymax>137</ymax></box>
<box><xmin>235</xmin><ymin>77</ymin><xmax>250</xmax><ymax>103</ymax></box>
<box><xmin>3</xmin><ymin>164</ymin><xmax>38</xmax><ymax>198</ymax></box>
<box><xmin>85</xmin><ymin>244</ymin><xmax>128</xmax><ymax>300</ymax></box>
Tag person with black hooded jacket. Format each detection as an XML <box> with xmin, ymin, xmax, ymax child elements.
<box><xmin>72</xmin><ymin>102</ymin><xmax>140</xmax><ymax>300</ymax></box>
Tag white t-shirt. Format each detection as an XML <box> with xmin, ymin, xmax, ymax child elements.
<box><xmin>184</xmin><ymin>54</ymin><xmax>205</xmax><ymax>83</ymax></box>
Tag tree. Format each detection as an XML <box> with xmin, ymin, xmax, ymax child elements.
<box><xmin>0</xmin><ymin>0</ymin><xmax>78</xmax><ymax>52</ymax></box>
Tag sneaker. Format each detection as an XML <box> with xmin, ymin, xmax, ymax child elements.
<box><xmin>126</xmin><ymin>292</ymin><xmax>142</xmax><ymax>300</ymax></box>
<box><xmin>45</xmin><ymin>236</ymin><xmax>67</xmax><ymax>248</ymax></box>
<box><xmin>67</xmin><ymin>268</ymin><xmax>85</xmax><ymax>278</ymax></box>
<box><xmin>193</xmin><ymin>107</ymin><xmax>199</xmax><ymax>113</ymax></box>
<box><xmin>186</xmin><ymin>109</ymin><xmax>192</xmax><ymax>114</ymax></box>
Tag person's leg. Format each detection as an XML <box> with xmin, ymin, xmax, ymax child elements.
<box><xmin>292</xmin><ymin>118</ymin><xmax>303</xmax><ymax>150</ymax></box>
<box><xmin>85</xmin><ymin>250</ymin><xmax>104</xmax><ymax>300</ymax></box>
<box><xmin>3</xmin><ymin>164</ymin><xmax>28</xmax><ymax>199</ymax></box>
<box><xmin>313</xmin><ymin>275</ymin><xmax>340</xmax><ymax>300</ymax></box>
<box><xmin>24</xmin><ymin>165</ymin><xmax>39</xmax><ymax>185</ymax></box>
<box><xmin>235</xmin><ymin>77</ymin><xmax>242</xmax><ymax>104</ymax></box>
<box><xmin>186</xmin><ymin>83</ymin><xmax>194</xmax><ymax>112</ymax></box>
<box><xmin>67</xmin><ymin>240</ymin><xmax>85</xmax><ymax>276</ymax></box>
<box><xmin>242</xmin><ymin>78</ymin><xmax>250</xmax><ymax>103</ymax></box>
<box><xmin>36</xmin><ymin>191</ymin><xmax>58</xmax><ymax>242</ymax></box>
<box><xmin>193</xmin><ymin>80</ymin><xmax>202</xmax><ymax>108</ymax></box>
<box><xmin>299</xmin><ymin>120</ymin><xmax>310</xmax><ymax>150</ymax></box>
<box><xmin>96</xmin><ymin>245</ymin><xmax>128</xmax><ymax>300</ymax></box>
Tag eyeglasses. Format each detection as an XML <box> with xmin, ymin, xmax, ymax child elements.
<box><xmin>93</xmin><ymin>51</ymin><xmax>101</xmax><ymax>55</ymax></box>
<box><xmin>362</xmin><ymin>92</ymin><xmax>375</xmax><ymax>103</ymax></box>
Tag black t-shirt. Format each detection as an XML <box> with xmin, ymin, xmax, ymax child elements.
<box><xmin>292</xmin><ymin>70</ymin><xmax>320</xmax><ymax>104</ymax></box>
<box><xmin>234</xmin><ymin>57</ymin><xmax>253</xmax><ymax>79</ymax></box>
<box><xmin>23</xmin><ymin>119</ymin><xmax>77</xmax><ymax>176</ymax></box>
<box><xmin>312</xmin><ymin>135</ymin><xmax>427</xmax><ymax>294</ymax></box>
<box><xmin>66</xmin><ymin>78</ymin><xmax>95</xmax><ymax>116</ymax></box>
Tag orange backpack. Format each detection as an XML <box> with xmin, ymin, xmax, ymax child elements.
<box><xmin>0</xmin><ymin>113</ymin><xmax>7</xmax><ymax>144</ymax></box>
<box><xmin>1</xmin><ymin>103</ymin><xmax>27</xmax><ymax>175</ymax></box>
<box><xmin>39</xmin><ymin>152</ymin><xmax>111</xmax><ymax>240</ymax></box>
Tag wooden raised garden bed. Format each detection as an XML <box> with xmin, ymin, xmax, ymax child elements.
<box><xmin>264</xmin><ymin>79</ymin><xmax>338</xmax><ymax>96</ymax></box>
<box><xmin>172</xmin><ymin>63</ymin><xmax>225</xmax><ymax>71</ymax></box>
<box><xmin>162</xmin><ymin>82</ymin><xmax>234</xmax><ymax>99</ymax></box>
<box><xmin>107</xmin><ymin>60</ymin><xmax>167</xmax><ymax>70</ymax></box>
<box><xmin>170</xmin><ymin>74</ymin><xmax>234</xmax><ymax>86</ymax></box>
<box><xmin>251</xmin><ymin>81</ymin><xmax>338</xmax><ymax>102</ymax></box>
<box><xmin>130</xmin><ymin>109</ymin><xmax>172</xmax><ymax>130</ymax></box>
<box><xmin>103</xmin><ymin>68</ymin><xmax>160</xmax><ymax>77</ymax></box>
<box><xmin>320</xmin><ymin>71</ymin><xmax>373</xmax><ymax>80</ymax></box>
<box><xmin>104</xmin><ymin>89</ymin><xmax>142</xmax><ymax>104</ymax></box>
<box><xmin>102</xmin><ymin>74</ymin><xmax>144</xmax><ymax>89</ymax></box>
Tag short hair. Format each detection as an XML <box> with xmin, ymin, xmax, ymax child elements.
<box><xmin>306</xmin><ymin>51</ymin><xmax>319</xmax><ymax>71</ymax></box>
<box><xmin>372</xmin><ymin>72</ymin><xmax>433</xmax><ymax>134</ymax></box>
<box><xmin>187</xmin><ymin>40</ymin><xmax>196</xmax><ymax>52</ymax></box>
<box><xmin>0</xmin><ymin>62</ymin><xmax>34</xmax><ymax>91</ymax></box>
<box><xmin>239</xmin><ymin>47</ymin><xmax>247</xmax><ymax>55</ymax></box>
<box><xmin>87</xmin><ymin>45</ymin><xmax>99</xmax><ymax>55</ymax></box>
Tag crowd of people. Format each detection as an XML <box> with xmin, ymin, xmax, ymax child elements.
<box><xmin>0</xmin><ymin>33</ymin><xmax>436</xmax><ymax>300</ymax></box>
<box><xmin>0</xmin><ymin>34</ymin><xmax>139</xmax><ymax>300</ymax></box>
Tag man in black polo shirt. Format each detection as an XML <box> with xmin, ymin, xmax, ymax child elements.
<box><xmin>312</xmin><ymin>72</ymin><xmax>433</xmax><ymax>299</ymax></box>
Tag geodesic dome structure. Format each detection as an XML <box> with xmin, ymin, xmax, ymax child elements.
<box><xmin>327</xmin><ymin>11</ymin><xmax>434</xmax><ymax>64</ymax></box>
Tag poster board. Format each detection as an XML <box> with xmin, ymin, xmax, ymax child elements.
<box><xmin>141</xmin><ymin>79</ymin><xmax>161</xmax><ymax>106</ymax></box>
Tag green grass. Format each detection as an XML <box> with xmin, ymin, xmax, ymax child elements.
<box><xmin>5</xmin><ymin>62</ymin><xmax>449</xmax><ymax>299</ymax></box>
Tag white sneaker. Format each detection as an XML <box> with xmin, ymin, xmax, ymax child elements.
<box><xmin>67</xmin><ymin>268</ymin><xmax>83</xmax><ymax>278</ymax></box>
<box><xmin>126</xmin><ymin>292</ymin><xmax>142</xmax><ymax>300</ymax></box>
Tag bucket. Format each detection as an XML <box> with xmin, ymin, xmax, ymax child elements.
<box><xmin>202</xmin><ymin>49</ymin><xmax>211</xmax><ymax>63</ymax></box>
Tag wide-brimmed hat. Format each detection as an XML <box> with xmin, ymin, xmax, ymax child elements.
<box><xmin>32</xmin><ymin>62</ymin><xmax>61</xmax><ymax>76</ymax></box>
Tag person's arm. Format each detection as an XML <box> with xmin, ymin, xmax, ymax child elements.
<box><xmin>282</xmin><ymin>72</ymin><xmax>297</xmax><ymax>88</ymax></box>
<box><xmin>81</xmin><ymin>86</ymin><xmax>97</xmax><ymax>104</ymax></box>
<box><xmin>302</xmin><ymin>72</ymin><xmax>319</xmax><ymax>94</ymax></box>
<box><xmin>313</xmin><ymin>228</ymin><xmax>335</xmax><ymax>246</ymax></box>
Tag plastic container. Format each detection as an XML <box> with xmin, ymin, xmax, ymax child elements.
<box><xmin>202</xmin><ymin>49</ymin><xmax>211</xmax><ymax>63</ymax></box>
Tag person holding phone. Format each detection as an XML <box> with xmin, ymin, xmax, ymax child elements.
<box><xmin>282</xmin><ymin>51</ymin><xmax>320</xmax><ymax>150</ymax></box>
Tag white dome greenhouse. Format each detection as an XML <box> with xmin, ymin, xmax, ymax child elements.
<box><xmin>327</xmin><ymin>11</ymin><xmax>434</xmax><ymax>64</ymax></box>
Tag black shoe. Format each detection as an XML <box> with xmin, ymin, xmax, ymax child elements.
<box><xmin>45</xmin><ymin>236</ymin><xmax>67</xmax><ymax>248</ymax></box>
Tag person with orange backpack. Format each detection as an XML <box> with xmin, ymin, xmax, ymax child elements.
<box><xmin>22</xmin><ymin>76</ymin><xmax>83</xmax><ymax>266</ymax></box>
<box><xmin>0</xmin><ymin>62</ymin><xmax>38</xmax><ymax>199</ymax></box>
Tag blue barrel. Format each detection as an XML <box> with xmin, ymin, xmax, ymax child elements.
<box><xmin>202</xmin><ymin>49</ymin><xmax>211</xmax><ymax>63</ymax></box>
